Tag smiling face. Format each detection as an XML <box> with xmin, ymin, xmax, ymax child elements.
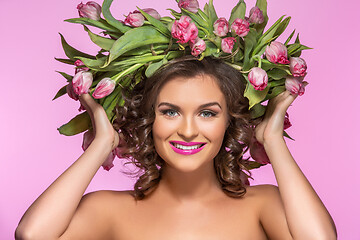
<box><xmin>152</xmin><ymin>74</ymin><xmax>228</xmax><ymax>172</ymax></box>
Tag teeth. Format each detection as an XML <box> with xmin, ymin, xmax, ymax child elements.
<box><xmin>174</xmin><ymin>143</ymin><xmax>202</xmax><ymax>150</ymax></box>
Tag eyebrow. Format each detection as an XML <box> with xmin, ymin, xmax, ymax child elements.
<box><xmin>157</xmin><ymin>102</ymin><xmax>222</xmax><ymax>110</ymax></box>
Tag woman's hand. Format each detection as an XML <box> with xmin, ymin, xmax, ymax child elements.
<box><xmin>254</xmin><ymin>91</ymin><xmax>297</xmax><ymax>145</ymax></box>
<box><xmin>79</xmin><ymin>94</ymin><xmax>120</xmax><ymax>151</ymax></box>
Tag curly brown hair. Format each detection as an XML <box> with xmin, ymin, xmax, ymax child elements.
<box><xmin>113</xmin><ymin>56</ymin><xmax>255</xmax><ymax>200</ymax></box>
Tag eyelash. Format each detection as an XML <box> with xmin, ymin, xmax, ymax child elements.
<box><xmin>160</xmin><ymin>109</ymin><xmax>217</xmax><ymax>118</ymax></box>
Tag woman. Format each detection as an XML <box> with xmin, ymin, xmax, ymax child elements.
<box><xmin>15</xmin><ymin>57</ymin><xmax>337</xmax><ymax>239</ymax></box>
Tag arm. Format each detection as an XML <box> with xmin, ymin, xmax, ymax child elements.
<box><xmin>15</xmin><ymin>94</ymin><xmax>120</xmax><ymax>240</ymax></box>
<box><xmin>256</xmin><ymin>91</ymin><xmax>337</xmax><ymax>240</ymax></box>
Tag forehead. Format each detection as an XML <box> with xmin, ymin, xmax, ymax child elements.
<box><xmin>156</xmin><ymin>74</ymin><xmax>226</xmax><ymax>106</ymax></box>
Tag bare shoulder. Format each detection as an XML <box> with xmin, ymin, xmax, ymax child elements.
<box><xmin>246</xmin><ymin>184</ymin><xmax>292</xmax><ymax>239</ymax></box>
<box><xmin>60</xmin><ymin>190</ymin><xmax>136</xmax><ymax>239</ymax></box>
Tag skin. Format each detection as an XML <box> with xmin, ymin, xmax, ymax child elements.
<box><xmin>15</xmin><ymin>74</ymin><xmax>337</xmax><ymax>240</ymax></box>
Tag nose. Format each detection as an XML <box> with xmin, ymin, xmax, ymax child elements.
<box><xmin>177</xmin><ymin>116</ymin><xmax>199</xmax><ymax>141</ymax></box>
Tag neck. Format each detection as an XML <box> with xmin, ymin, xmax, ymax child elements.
<box><xmin>156</xmin><ymin>161</ymin><xmax>223</xmax><ymax>204</ymax></box>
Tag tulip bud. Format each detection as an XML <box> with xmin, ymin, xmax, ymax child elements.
<box><xmin>77</xmin><ymin>1</ymin><xmax>101</xmax><ymax>21</ymax></box>
<box><xmin>102</xmin><ymin>150</ymin><xmax>115</xmax><ymax>171</ymax></box>
<box><xmin>178</xmin><ymin>0</ymin><xmax>199</xmax><ymax>13</ymax></box>
<box><xmin>171</xmin><ymin>16</ymin><xmax>198</xmax><ymax>44</ymax></box>
<box><xmin>190</xmin><ymin>38</ymin><xmax>206</xmax><ymax>56</ymax></box>
<box><xmin>289</xmin><ymin>57</ymin><xmax>307</xmax><ymax>77</ymax></box>
<box><xmin>82</xmin><ymin>130</ymin><xmax>94</xmax><ymax>151</ymax></box>
<box><xmin>92</xmin><ymin>78</ymin><xmax>116</xmax><ymax>99</ymax></box>
<box><xmin>248</xmin><ymin>67</ymin><xmax>268</xmax><ymax>91</ymax></box>
<box><xmin>133</xmin><ymin>8</ymin><xmax>161</xmax><ymax>20</ymax></box>
<box><xmin>124</xmin><ymin>12</ymin><xmax>145</xmax><ymax>27</ymax></box>
<box><xmin>74</xmin><ymin>59</ymin><xmax>89</xmax><ymax>74</ymax></box>
<box><xmin>284</xmin><ymin>112</ymin><xmax>292</xmax><ymax>130</ymax></box>
<box><xmin>285</xmin><ymin>76</ymin><xmax>305</xmax><ymax>96</ymax></box>
<box><xmin>249</xmin><ymin>136</ymin><xmax>270</xmax><ymax>164</ymax></box>
<box><xmin>248</xmin><ymin>6</ymin><xmax>264</xmax><ymax>24</ymax></box>
<box><xmin>66</xmin><ymin>83</ymin><xmax>79</xmax><ymax>101</ymax></box>
<box><xmin>240</xmin><ymin>171</ymin><xmax>250</xmax><ymax>186</ymax></box>
<box><xmin>231</xmin><ymin>18</ymin><xmax>250</xmax><ymax>37</ymax></box>
<box><xmin>72</xmin><ymin>71</ymin><xmax>93</xmax><ymax>95</ymax></box>
<box><xmin>213</xmin><ymin>18</ymin><xmax>229</xmax><ymax>37</ymax></box>
<box><xmin>221</xmin><ymin>37</ymin><xmax>236</xmax><ymax>53</ymax></box>
<box><xmin>265</xmin><ymin>41</ymin><xmax>290</xmax><ymax>64</ymax></box>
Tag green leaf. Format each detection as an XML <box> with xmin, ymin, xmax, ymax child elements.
<box><xmin>273</xmin><ymin>16</ymin><xmax>291</xmax><ymax>39</ymax></box>
<box><xmin>243</xmin><ymin>29</ymin><xmax>258</xmax><ymax>70</ymax></box>
<box><xmin>245</xmin><ymin>161</ymin><xmax>265</xmax><ymax>170</ymax></box>
<box><xmin>197</xmin><ymin>9</ymin><xmax>210</xmax><ymax>23</ymax></box>
<box><xmin>83</xmin><ymin>26</ymin><xmax>115</xmax><ymax>51</ymax></box>
<box><xmin>145</xmin><ymin>57</ymin><xmax>168</xmax><ymax>78</ymax></box>
<box><xmin>76</xmin><ymin>56</ymin><xmax>107</xmax><ymax>70</ymax></box>
<box><xmin>64</xmin><ymin>18</ymin><xmax>119</xmax><ymax>32</ymax></box>
<box><xmin>102</xmin><ymin>0</ymin><xmax>132</xmax><ymax>33</ymax></box>
<box><xmin>55</xmin><ymin>58</ymin><xmax>75</xmax><ymax>65</ymax></box>
<box><xmin>269</xmin><ymin>78</ymin><xmax>285</xmax><ymax>87</ymax></box>
<box><xmin>106</xmin><ymin>26</ymin><xmax>169</xmax><ymax>66</ymax></box>
<box><xmin>229</xmin><ymin>0</ymin><xmax>246</xmax><ymax>24</ymax></box>
<box><xmin>137</xmin><ymin>8</ymin><xmax>171</xmax><ymax>37</ymax></box>
<box><xmin>287</xmin><ymin>43</ymin><xmax>312</xmax><ymax>56</ymax></box>
<box><xmin>59</xmin><ymin>33</ymin><xmax>95</xmax><ymax>61</ymax></box>
<box><xmin>284</xmin><ymin>131</ymin><xmax>295</xmax><ymax>140</ymax></box>
<box><xmin>168</xmin><ymin>8</ymin><xmax>182</xmax><ymax>19</ymax></box>
<box><xmin>253</xmin><ymin>15</ymin><xmax>285</xmax><ymax>56</ymax></box>
<box><xmin>58</xmin><ymin>112</ymin><xmax>91</xmax><ymax>136</ymax></box>
<box><xmin>208</xmin><ymin>0</ymin><xmax>218</xmax><ymax>26</ymax></box>
<box><xmin>254</xmin><ymin>0</ymin><xmax>268</xmax><ymax>33</ymax></box>
<box><xmin>250</xmin><ymin>103</ymin><xmax>266</xmax><ymax>119</ymax></box>
<box><xmin>264</xmin><ymin>85</ymin><xmax>285</xmax><ymax>101</ymax></box>
<box><xmin>52</xmin><ymin>85</ymin><xmax>67</xmax><ymax>100</ymax></box>
<box><xmin>267</xmin><ymin>68</ymin><xmax>288</xmax><ymax>80</ymax></box>
<box><xmin>56</xmin><ymin>71</ymin><xmax>73</xmax><ymax>81</ymax></box>
<box><xmin>244</xmin><ymin>82</ymin><xmax>269</xmax><ymax>109</ymax></box>
<box><xmin>181</xmin><ymin>9</ymin><xmax>208</xmax><ymax>28</ymax></box>
<box><xmin>284</xmin><ymin>29</ymin><xmax>296</xmax><ymax>45</ymax></box>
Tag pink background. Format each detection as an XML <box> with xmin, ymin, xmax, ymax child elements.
<box><xmin>1</xmin><ymin>0</ymin><xmax>359</xmax><ymax>239</ymax></box>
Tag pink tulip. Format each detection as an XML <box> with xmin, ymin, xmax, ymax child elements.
<box><xmin>171</xmin><ymin>16</ymin><xmax>198</xmax><ymax>44</ymax></box>
<box><xmin>72</xmin><ymin>71</ymin><xmax>93</xmax><ymax>95</ymax></box>
<box><xmin>190</xmin><ymin>38</ymin><xmax>206</xmax><ymax>56</ymax></box>
<box><xmin>284</xmin><ymin>112</ymin><xmax>292</xmax><ymax>130</ymax></box>
<box><xmin>102</xmin><ymin>151</ymin><xmax>116</xmax><ymax>171</ymax></box>
<box><xmin>249</xmin><ymin>137</ymin><xmax>270</xmax><ymax>164</ymax></box>
<box><xmin>82</xmin><ymin>130</ymin><xmax>115</xmax><ymax>171</ymax></box>
<box><xmin>133</xmin><ymin>8</ymin><xmax>161</xmax><ymax>20</ymax></box>
<box><xmin>285</xmin><ymin>76</ymin><xmax>305</xmax><ymax>96</ymax></box>
<box><xmin>221</xmin><ymin>37</ymin><xmax>236</xmax><ymax>53</ymax></box>
<box><xmin>66</xmin><ymin>83</ymin><xmax>79</xmax><ymax>101</ymax></box>
<box><xmin>265</xmin><ymin>41</ymin><xmax>290</xmax><ymax>64</ymax></box>
<box><xmin>289</xmin><ymin>57</ymin><xmax>307</xmax><ymax>77</ymax></box>
<box><xmin>231</xmin><ymin>18</ymin><xmax>250</xmax><ymax>37</ymax></box>
<box><xmin>77</xmin><ymin>1</ymin><xmax>101</xmax><ymax>21</ymax></box>
<box><xmin>124</xmin><ymin>12</ymin><xmax>145</xmax><ymax>27</ymax></box>
<box><xmin>240</xmin><ymin>171</ymin><xmax>250</xmax><ymax>186</ymax></box>
<box><xmin>74</xmin><ymin>59</ymin><xmax>89</xmax><ymax>74</ymax></box>
<box><xmin>248</xmin><ymin>6</ymin><xmax>264</xmax><ymax>24</ymax></box>
<box><xmin>248</xmin><ymin>67</ymin><xmax>268</xmax><ymax>91</ymax></box>
<box><xmin>213</xmin><ymin>18</ymin><xmax>229</xmax><ymax>37</ymax></box>
<box><xmin>92</xmin><ymin>77</ymin><xmax>116</xmax><ymax>99</ymax></box>
<box><xmin>178</xmin><ymin>0</ymin><xmax>199</xmax><ymax>13</ymax></box>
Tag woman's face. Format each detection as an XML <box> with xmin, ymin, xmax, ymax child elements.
<box><xmin>152</xmin><ymin>74</ymin><xmax>228</xmax><ymax>172</ymax></box>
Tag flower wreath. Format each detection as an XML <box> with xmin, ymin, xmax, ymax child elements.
<box><xmin>54</xmin><ymin>0</ymin><xmax>310</xmax><ymax>173</ymax></box>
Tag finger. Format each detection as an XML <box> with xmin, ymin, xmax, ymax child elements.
<box><xmin>78</xmin><ymin>94</ymin><xmax>100</xmax><ymax>113</ymax></box>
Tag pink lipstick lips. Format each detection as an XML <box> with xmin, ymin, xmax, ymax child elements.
<box><xmin>169</xmin><ymin>141</ymin><xmax>206</xmax><ymax>155</ymax></box>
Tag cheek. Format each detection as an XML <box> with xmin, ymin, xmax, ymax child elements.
<box><xmin>152</xmin><ymin>116</ymin><xmax>177</xmax><ymax>141</ymax></box>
